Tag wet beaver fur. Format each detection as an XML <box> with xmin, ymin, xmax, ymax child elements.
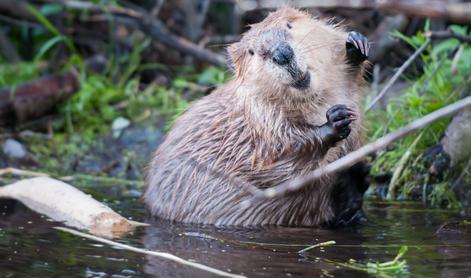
<box><xmin>144</xmin><ymin>7</ymin><xmax>370</xmax><ymax>226</ymax></box>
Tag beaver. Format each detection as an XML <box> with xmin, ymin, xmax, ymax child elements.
<box><xmin>144</xmin><ymin>7</ymin><xmax>370</xmax><ymax>226</ymax></box>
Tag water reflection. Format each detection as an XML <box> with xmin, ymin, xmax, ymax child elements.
<box><xmin>1</xmin><ymin>197</ymin><xmax>470</xmax><ymax>277</ymax></box>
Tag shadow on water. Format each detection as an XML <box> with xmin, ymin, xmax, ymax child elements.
<box><xmin>1</xmin><ymin>185</ymin><xmax>471</xmax><ymax>277</ymax></box>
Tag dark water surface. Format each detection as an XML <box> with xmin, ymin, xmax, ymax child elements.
<box><xmin>1</xmin><ymin>185</ymin><xmax>470</xmax><ymax>277</ymax></box>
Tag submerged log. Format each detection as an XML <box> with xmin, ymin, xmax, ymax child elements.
<box><xmin>0</xmin><ymin>177</ymin><xmax>147</xmax><ymax>238</ymax></box>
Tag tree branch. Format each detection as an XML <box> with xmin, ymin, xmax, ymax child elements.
<box><xmin>48</xmin><ymin>0</ymin><xmax>227</xmax><ymax>67</ymax></box>
<box><xmin>231</xmin><ymin>0</ymin><xmax>471</xmax><ymax>24</ymax></box>
<box><xmin>245</xmin><ymin>97</ymin><xmax>471</xmax><ymax>204</ymax></box>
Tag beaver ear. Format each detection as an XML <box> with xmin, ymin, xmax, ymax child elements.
<box><xmin>227</xmin><ymin>42</ymin><xmax>246</xmax><ymax>78</ymax></box>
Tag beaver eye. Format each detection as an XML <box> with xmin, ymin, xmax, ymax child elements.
<box><xmin>287</xmin><ymin>22</ymin><xmax>292</xmax><ymax>29</ymax></box>
<box><xmin>248</xmin><ymin>49</ymin><xmax>254</xmax><ymax>55</ymax></box>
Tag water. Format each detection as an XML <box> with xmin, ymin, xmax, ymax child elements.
<box><xmin>1</xmin><ymin>186</ymin><xmax>470</xmax><ymax>277</ymax></box>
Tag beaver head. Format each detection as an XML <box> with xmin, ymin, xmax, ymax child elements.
<box><xmin>228</xmin><ymin>7</ymin><xmax>348</xmax><ymax>100</ymax></box>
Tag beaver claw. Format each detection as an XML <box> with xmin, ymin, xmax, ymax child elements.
<box><xmin>346</xmin><ymin>31</ymin><xmax>369</xmax><ymax>65</ymax></box>
<box><xmin>320</xmin><ymin>104</ymin><xmax>356</xmax><ymax>145</ymax></box>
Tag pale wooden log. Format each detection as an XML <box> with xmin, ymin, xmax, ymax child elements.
<box><xmin>0</xmin><ymin>177</ymin><xmax>147</xmax><ymax>238</ymax></box>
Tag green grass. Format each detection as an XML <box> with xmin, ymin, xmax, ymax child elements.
<box><xmin>367</xmin><ymin>23</ymin><xmax>471</xmax><ymax>207</ymax></box>
<box><xmin>0</xmin><ymin>2</ymin><xmax>229</xmax><ymax>176</ymax></box>
<box><xmin>339</xmin><ymin>246</ymin><xmax>410</xmax><ymax>277</ymax></box>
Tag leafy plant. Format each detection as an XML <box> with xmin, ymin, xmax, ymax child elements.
<box><xmin>368</xmin><ymin>23</ymin><xmax>471</xmax><ymax>206</ymax></box>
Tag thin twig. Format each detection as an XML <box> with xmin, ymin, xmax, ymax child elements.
<box><xmin>365</xmin><ymin>38</ymin><xmax>431</xmax><ymax>112</ymax></box>
<box><xmin>426</xmin><ymin>30</ymin><xmax>471</xmax><ymax>43</ymax></box>
<box><xmin>54</xmin><ymin>227</ymin><xmax>246</xmax><ymax>278</ymax></box>
<box><xmin>66</xmin><ymin>174</ymin><xmax>144</xmax><ymax>188</ymax></box>
<box><xmin>298</xmin><ymin>240</ymin><xmax>336</xmax><ymax>253</ymax></box>
<box><xmin>245</xmin><ymin>97</ymin><xmax>471</xmax><ymax>203</ymax></box>
<box><xmin>367</xmin><ymin>29</ymin><xmax>471</xmax><ymax>111</ymax></box>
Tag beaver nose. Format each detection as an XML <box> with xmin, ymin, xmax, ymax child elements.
<box><xmin>272</xmin><ymin>43</ymin><xmax>294</xmax><ymax>66</ymax></box>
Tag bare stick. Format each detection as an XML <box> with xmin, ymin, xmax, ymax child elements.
<box><xmin>298</xmin><ymin>240</ymin><xmax>336</xmax><ymax>253</ymax></box>
<box><xmin>54</xmin><ymin>227</ymin><xmax>246</xmax><ymax>278</ymax></box>
<box><xmin>0</xmin><ymin>167</ymin><xmax>49</xmax><ymax>177</ymax></box>
<box><xmin>246</xmin><ymin>97</ymin><xmax>471</xmax><ymax>203</ymax></box>
<box><xmin>365</xmin><ymin>38</ymin><xmax>431</xmax><ymax>112</ymax></box>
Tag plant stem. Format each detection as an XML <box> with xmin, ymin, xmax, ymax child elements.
<box><xmin>298</xmin><ymin>240</ymin><xmax>336</xmax><ymax>253</ymax></box>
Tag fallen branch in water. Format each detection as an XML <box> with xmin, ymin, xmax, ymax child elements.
<box><xmin>0</xmin><ymin>177</ymin><xmax>147</xmax><ymax>238</ymax></box>
<box><xmin>54</xmin><ymin>227</ymin><xmax>246</xmax><ymax>278</ymax></box>
<box><xmin>245</xmin><ymin>97</ymin><xmax>471</xmax><ymax>203</ymax></box>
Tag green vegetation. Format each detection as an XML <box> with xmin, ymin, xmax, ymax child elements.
<box><xmin>367</xmin><ymin>23</ymin><xmax>471</xmax><ymax>207</ymax></box>
<box><xmin>0</xmin><ymin>5</ymin><xmax>228</xmax><ymax>176</ymax></box>
<box><xmin>0</xmin><ymin>4</ymin><xmax>469</xmax><ymax>207</ymax></box>
<box><xmin>339</xmin><ymin>246</ymin><xmax>409</xmax><ymax>277</ymax></box>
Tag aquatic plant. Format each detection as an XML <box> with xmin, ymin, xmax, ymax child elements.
<box><xmin>340</xmin><ymin>246</ymin><xmax>409</xmax><ymax>277</ymax></box>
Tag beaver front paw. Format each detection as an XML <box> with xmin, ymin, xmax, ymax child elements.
<box><xmin>346</xmin><ymin>31</ymin><xmax>369</xmax><ymax>65</ymax></box>
<box><xmin>320</xmin><ymin>104</ymin><xmax>356</xmax><ymax>145</ymax></box>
